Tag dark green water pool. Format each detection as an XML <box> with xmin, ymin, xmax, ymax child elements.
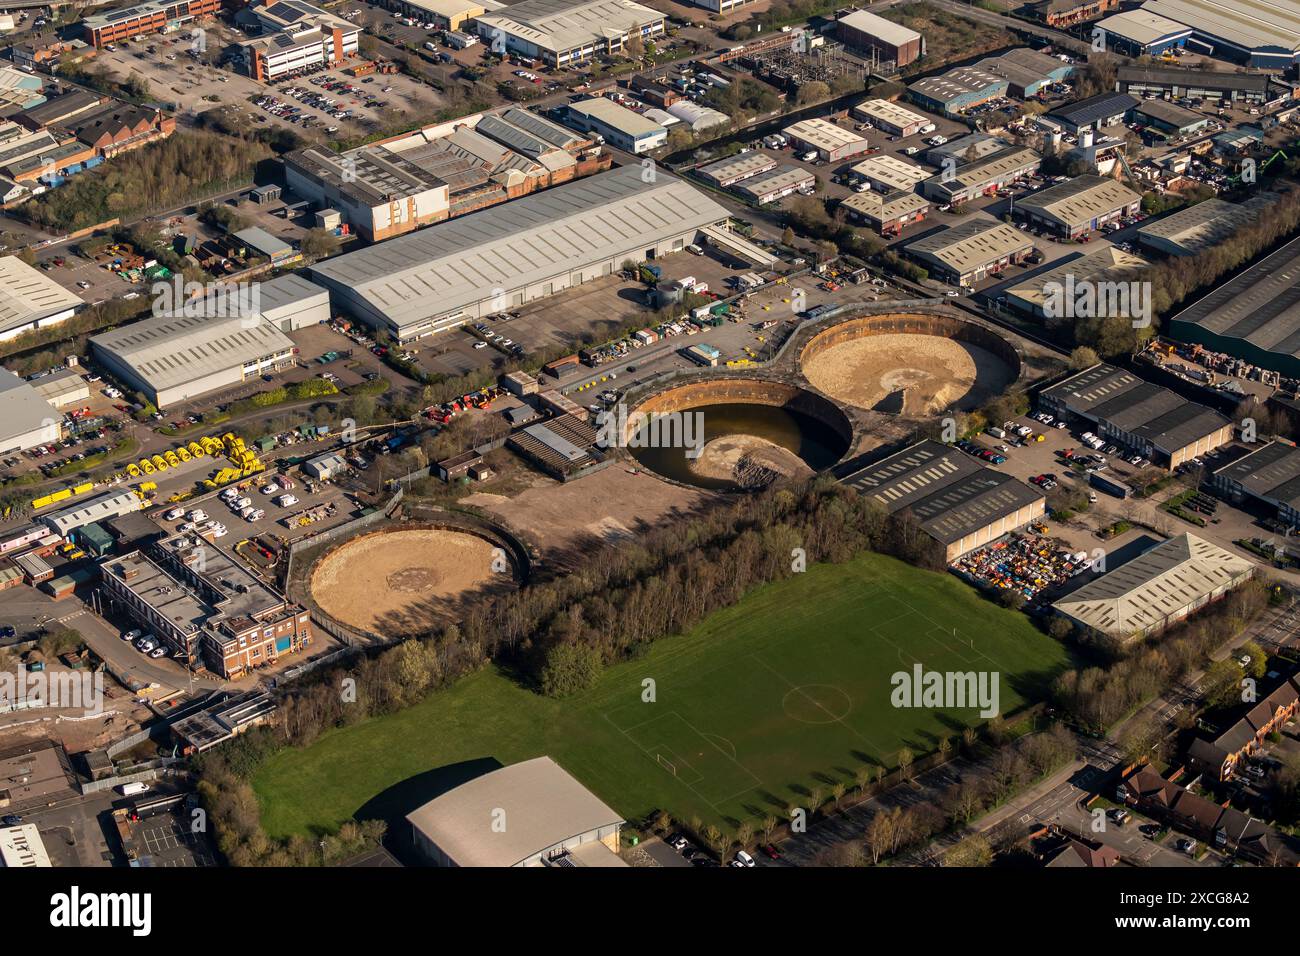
<box><xmin>628</xmin><ymin>402</ymin><xmax>849</xmax><ymax>491</ymax></box>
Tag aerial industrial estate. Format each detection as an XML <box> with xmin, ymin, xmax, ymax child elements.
<box><xmin>0</xmin><ymin>0</ymin><xmax>1299</xmax><ymax>930</ymax></box>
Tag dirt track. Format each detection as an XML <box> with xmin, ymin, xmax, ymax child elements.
<box><xmin>802</xmin><ymin>333</ymin><xmax>1013</xmax><ymax>416</ymax></box>
<box><xmin>310</xmin><ymin>528</ymin><xmax>500</xmax><ymax>634</ymax></box>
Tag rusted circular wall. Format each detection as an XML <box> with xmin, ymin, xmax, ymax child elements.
<box><xmin>798</xmin><ymin>311</ymin><xmax>1022</xmax><ymax>381</ymax></box>
<box><xmin>629</xmin><ymin>377</ymin><xmax>854</xmax><ymax>451</ymax></box>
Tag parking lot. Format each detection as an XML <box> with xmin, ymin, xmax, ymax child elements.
<box><xmin>149</xmin><ymin>465</ymin><xmax>364</xmax><ymax>550</ymax></box>
<box><xmin>125</xmin><ymin>801</ymin><xmax>217</xmax><ymax>867</ymax></box>
<box><xmin>89</xmin><ymin>25</ymin><xmax>444</xmax><ymax>143</ymax></box>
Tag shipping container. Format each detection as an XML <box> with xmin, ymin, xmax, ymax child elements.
<box><xmin>1089</xmin><ymin>473</ymin><xmax>1131</xmax><ymax>499</ymax></box>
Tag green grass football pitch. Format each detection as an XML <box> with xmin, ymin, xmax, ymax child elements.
<box><xmin>254</xmin><ymin>552</ymin><xmax>1075</xmax><ymax>836</ymax></box>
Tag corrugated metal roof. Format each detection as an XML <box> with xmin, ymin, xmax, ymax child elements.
<box><xmin>1054</xmin><ymin>533</ymin><xmax>1254</xmax><ymax>636</ymax></box>
<box><xmin>309</xmin><ymin>165</ymin><xmax>729</xmax><ymax>331</ymax></box>
<box><xmin>0</xmin><ymin>367</ymin><xmax>59</xmax><ymax>447</ymax></box>
<box><xmin>0</xmin><ymin>255</ymin><xmax>83</xmax><ymax>335</ymax></box>
<box><xmin>475</xmin><ymin>0</ymin><xmax>662</xmax><ymax>54</ymax></box>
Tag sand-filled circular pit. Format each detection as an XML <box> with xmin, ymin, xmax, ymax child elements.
<box><xmin>310</xmin><ymin>527</ymin><xmax>512</xmax><ymax>635</ymax></box>
<box><xmin>799</xmin><ymin>313</ymin><xmax>1019</xmax><ymax>417</ymax></box>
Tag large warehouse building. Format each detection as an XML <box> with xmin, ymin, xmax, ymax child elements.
<box><xmin>1015</xmin><ymin>174</ymin><xmax>1142</xmax><ymax>239</ymax></box>
<box><xmin>1167</xmin><ymin>232</ymin><xmax>1300</xmax><ymax>377</ymax></box>
<box><xmin>903</xmin><ymin>215</ymin><xmax>1032</xmax><ymax>288</ymax></box>
<box><xmin>1053</xmin><ymin>533</ymin><xmax>1254</xmax><ymax>641</ymax></box>
<box><xmin>839</xmin><ymin>439</ymin><xmax>1046</xmax><ymax>564</ymax></box>
<box><xmin>472</xmin><ymin>0</ymin><xmax>665</xmax><ymax>68</ymax></box>
<box><xmin>1095</xmin><ymin>9</ymin><xmax>1193</xmax><ymax>56</ymax></box>
<box><xmin>920</xmin><ymin>146</ymin><xmax>1041</xmax><ymax>205</ymax></box>
<box><xmin>1039</xmin><ymin>363</ymin><xmax>1233</xmax><ymax>468</ymax></box>
<box><xmin>0</xmin><ymin>256</ymin><xmax>84</xmax><ymax>343</ymax></box>
<box><xmin>308</xmin><ymin>165</ymin><xmax>742</xmax><ymax>343</ymax></box>
<box><xmin>1135</xmin><ymin>196</ymin><xmax>1269</xmax><ymax>257</ymax></box>
<box><xmin>1116</xmin><ymin>64</ymin><xmax>1284</xmax><ymax>104</ymax></box>
<box><xmin>1211</xmin><ymin>441</ymin><xmax>1300</xmax><ymax>527</ymax></box>
<box><xmin>406</xmin><ymin>756</ymin><xmax>625</xmax><ymax>867</ymax></box>
<box><xmin>851</xmin><ymin>98</ymin><xmax>931</xmax><ymax>137</ymax></box>
<box><xmin>835</xmin><ymin>9</ymin><xmax>923</xmax><ymax>68</ymax></box>
<box><xmin>782</xmin><ymin>118</ymin><xmax>871</xmax><ymax>162</ymax></box>
<box><xmin>840</xmin><ymin>188</ymin><xmax>930</xmax><ymax>236</ymax></box>
<box><xmin>0</xmin><ymin>367</ymin><xmax>62</xmax><ymax>455</ymax></box>
<box><xmin>89</xmin><ymin>274</ymin><xmax>330</xmax><ymax>408</ymax></box>
<box><xmin>1003</xmin><ymin>244</ymin><xmax>1148</xmax><ymax>320</ymax></box>
<box><xmin>908</xmin><ymin>65</ymin><xmax>1007</xmax><ymax>117</ymax></box>
<box><xmin>1138</xmin><ymin>0</ymin><xmax>1300</xmax><ymax>69</ymax></box>
<box><xmin>563</xmin><ymin>97</ymin><xmax>667</xmax><ymax>153</ymax></box>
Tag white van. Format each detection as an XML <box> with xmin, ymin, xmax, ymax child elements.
<box><xmin>277</xmin><ymin>494</ymin><xmax>299</xmax><ymax>507</ymax></box>
<box><xmin>118</xmin><ymin>782</ymin><xmax>150</xmax><ymax>797</ymax></box>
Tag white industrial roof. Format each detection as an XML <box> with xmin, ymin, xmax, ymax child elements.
<box><xmin>838</xmin><ymin>9</ymin><xmax>922</xmax><ymax>47</ymax></box>
<box><xmin>406</xmin><ymin>756</ymin><xmax>623</xmax><ymax>866</ymax></box>
<box><xmin>568</xmin><ymin>96</ymin><xmax>664</xmax><ymax>138</ymax></box>
<box><xmin>0</xmin><ymin>256</ymin><xmax>83</xmax><ymax>336</ymax></box>
<box><xmin>475</xmin><ymin>0</ymin><xmax>662</xmax><ymax>54</ymax></box>
<box><xmin>397</xmin><ymin>0</ymin><xmax>504</xmax><ymax>17</ymax></box>
<box><xmin>697</xmin><ymin>151</ymin><xmax>778</xmax><ymax>182</ymax></box>
<box><xmin>1097</xmin><ymin>9</ymin><xmax>1194</xmax><ymax>44</ymax></box>
<box><xmin>905</xmin><ymin>215</ymin><xmax>1032</xmax><ymax>274</ymax></box>
<box><xmin>309</xmin><ymin>164</ymin><xmax>729</xmax><ymax>330</ymax></box>
<box><xmin>0</xmin><ymin>824</ymin><xmax>50</xmax><ymax>867</ymax></box>
<box><xmin>1141</xmin><ymin>0</ymin><xmax>1300</xmax><ymax>55</ymax></box>
<box><xmin>851</xmin><ymin>153</ymin><xmax>929</xmax><ymax>190</ymax></box>
<box><xmin>852</xmin><ymin>98</ymin><xmax>929</xmax><ymax>128</ymax></box>
<box><xmin>1019</xmin><ymin>174</ymin><xmax>1142</xmax><ymax>229</ymax></box>
<box><xmin>258</xmin><ymin>272</ymin><xmax>330</xmax><ymax>315</ymax></box>
<box><xmin>1054</xmin><ymin>533</ymin><xmax>1254</xmax><ymax>636</ymax></box>
<box><xmin>664</xmin><ymin>99</ymin><xmax>729</xmax><ymax>130</ymax></box>
<box><xmin>1006</xmin><ymin>244</ymin><xmax>1148</xmax><ymax>311</ymax></box>
<box><xmin>90</xmin><ymin>307</ymin><xmax>296</xmax><ymax>393</ymax></box>
<box><xmin>783</xmin><ymin>117</ymin><xmax>867</xmax><ymax>151</ymax></box>
<box><xmin>42</xmin><ymin>489</ymin><xmax>141</xmax><ymax>536</ymax></box>
<box><xmin>0</xmin><ymin>367</ymin><xmax>59</xmax><ymax>445</ymax></box>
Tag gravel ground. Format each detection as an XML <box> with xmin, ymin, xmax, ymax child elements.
<box><xmin>802</xmin><ymin>334</ymin><xmax>1013</xmax><ymax>417</ymax></box>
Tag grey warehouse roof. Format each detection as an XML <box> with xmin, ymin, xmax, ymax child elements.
<box><xmin>1043</xmin><ymin>363</ymin><xmax>1229</xmax><ymax>453</ymax></box>
<box><xmin>308</xmin><ymin>164</ymin><xmax>729</xmax><ymax>331</ymax></box>
<box><xmin>90</xmin><ymin>307</ymin><xmax>296</xmax><ymax>394</ymax></box>
<box><xmin>1214</xmin><ymin>440</ymin><xmax>1300</xmax><ymax>510</ymax></box>
<box><xmin>839</xmin><ymin>439</ymin><xmax>1044</xmax><ymax>545</ymax></box>
<box><xmin>0</xmin><ymin>367</ymin><xmax>59</xmax><ymax>445</ymax></box>
<box><xmin>1168</xmin><ymin>231</ymin><xmax>1300</xmax><ymax>360</ymax></box>
<box><xmin>1048</xmin><ymin>92</ymin><xmax>1138</xmax><ymax>128</ymax></box>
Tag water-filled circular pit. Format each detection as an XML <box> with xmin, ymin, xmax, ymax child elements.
<box><xmin>625</xmin><ymin>379</ymin><xmax>852</xmax><ymax>491</ymax></box>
